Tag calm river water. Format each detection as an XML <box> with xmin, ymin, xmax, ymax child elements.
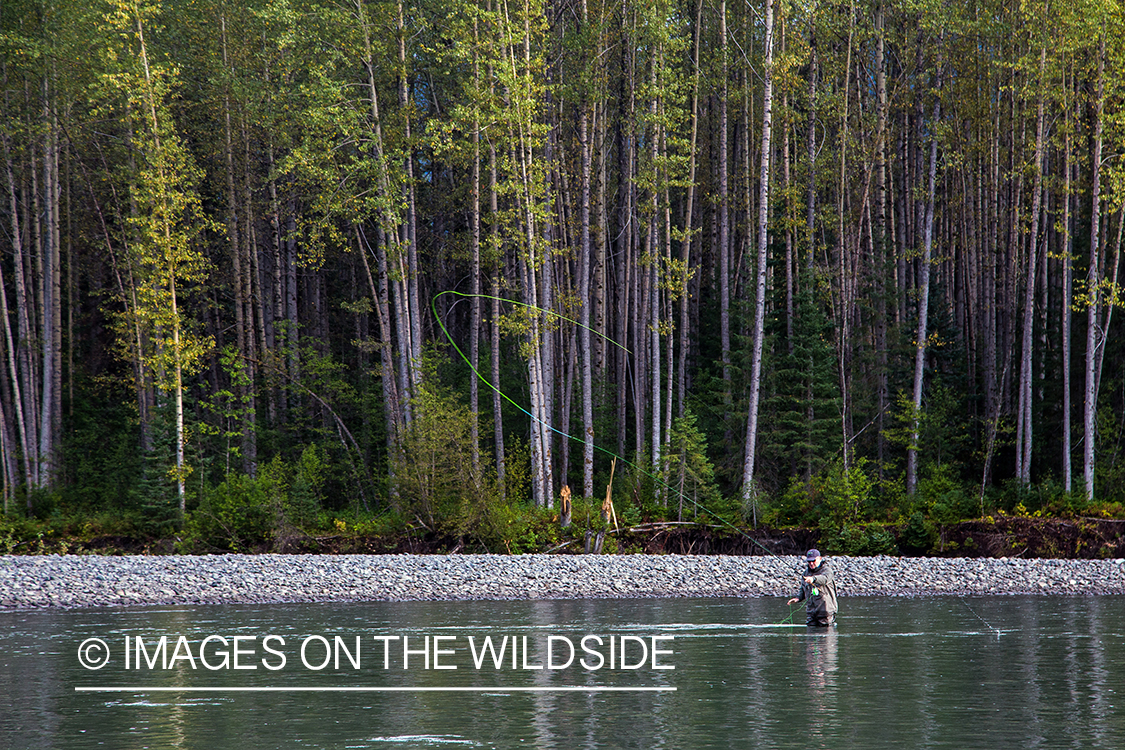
<box><xmin>1</xmin><ymin>596</ymin><xmax>1122</xmax><ymax>749</ymax></box>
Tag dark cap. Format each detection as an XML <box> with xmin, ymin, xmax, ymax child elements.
<box><xmin>805</xmin><ymin>549</ymin><xmax>821</xmax><ymax>561</ymax></box>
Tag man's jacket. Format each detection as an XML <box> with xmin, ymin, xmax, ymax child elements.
<box><xmin>795</xmin><ymin>560</ymin><xmax>838</xmax><ymax>619</ymax></box>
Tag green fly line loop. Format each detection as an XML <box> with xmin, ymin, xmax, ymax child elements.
<box><xmin>431</xmin><ymin>290</ymin><xmax>802</xmax><ymax>582</ymax></box>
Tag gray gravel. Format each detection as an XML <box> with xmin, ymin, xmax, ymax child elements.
<box><xmin>1</xmin><ymin>554</ymin><xmax>1123</xmax><ymax>609</ymax></box>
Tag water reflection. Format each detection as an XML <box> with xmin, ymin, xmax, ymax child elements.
<box><xmin>803</xmin><ymin>627</ymin><xmax>839</xmax><ymax>686</ymax></box>
<box><xmin>800</xmin><ymin>629</ymin><xmax>838</xmax><ymax>748</ymax></box>
<box><xmin>1</xmin><ymin>597</ymin><xmax>1123</xmax><ymax>749</ymax></box>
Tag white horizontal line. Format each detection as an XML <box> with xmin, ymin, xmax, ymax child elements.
<box><xmin>76</xmin><ymin>686</ymin><xmax>676</xmax><ymax>693</ymax></box>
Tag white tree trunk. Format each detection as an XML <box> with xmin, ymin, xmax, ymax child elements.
<box><xmin>1083</xmin><ymin>32</ymin><xmax>1105</xmax><ymax>503</ymax></box>
<box><xmin>906</xmin><ymin>51</ymin><xmax>942</xmax><ymax>496</ymax></box>
<box><xmin>1016</xmin><ymin>47</ymin><xmax>1047</xmax><ymax>485</ymax></box>
<box><xmin>741</xmin><ymin>0</ymin><xmax>775</xmax><ymax>520</ymax></box>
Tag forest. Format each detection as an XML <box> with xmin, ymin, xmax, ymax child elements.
<box><xmin>1</xmin><ymin>0</ymin><xmax>1124</xmax><ymax>554</ymax></box>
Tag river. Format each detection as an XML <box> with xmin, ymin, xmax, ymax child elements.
<box><xmin>1</xmin><ymin>596</ymin><xmax>1121</xmax><ymax>748</ymax></box>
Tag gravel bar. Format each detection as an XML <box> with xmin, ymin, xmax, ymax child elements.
<box><xmin>1</xmin><ymin>554</ymin><xmax>1124</xmax><ymax>609</ymax></box>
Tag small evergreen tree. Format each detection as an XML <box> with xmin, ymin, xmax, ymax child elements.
<box><xmin>663</xmin><ymin>409</ymin><xmax>726</xmax><ymax>522</ymax></box>
<box><xmin>762</xmin><ymin>278</ymin><xmax>841</xmax><ymax>488</ymax></box>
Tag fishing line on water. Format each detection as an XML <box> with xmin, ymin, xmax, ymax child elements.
<box><xmin>431</xmin><ymin>290</ymin><xmax>800</xmax><ymax>580</ymax></box>
<box><xmin>958</xmin><ymin>595</ymin><xmax>1002</xmax><ymax>638</ymax></box>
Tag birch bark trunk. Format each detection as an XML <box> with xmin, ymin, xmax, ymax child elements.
<box><xmin>907</xmin><ymin>47</ymin><xmax>941</xmax><ymax>496</ymax></box>
<box><xmin>1016</xmin><ymin>46</ymin><xmax>1047</xmax><ymax>485</ymax></box>
<box><xmin>1061</xmin><ymin>98</ymin><xmax>1073</xmax><ymax>492</ymax></box>
<box><xmin>741</xmin><ymin>0</ymin><xmax>775</xmax><ymax>520</ymax></box>
<box><xmin>1083</xmin><ymin>31</ymin><xmax>1105</xmax><ymax>503</ymax></box>
<box><xmin>578</xmin><ymin>0</ymin><xmax>594</xmax><ymax>498</ymax></box>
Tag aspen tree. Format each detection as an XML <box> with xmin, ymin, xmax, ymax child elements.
<box><xmin>1016</xmin><ymin>37</ymin><xmax>1048</xmax><ymax>486</ymax></box>
<box><xmin>97</xmin><ymin>0</ymin><xmax>214</xmax><ymax>514</ymax></box>
<box><xmin>1083</xmin><ymin>27</ymin><xmax>1106</xmax><ymax>503</ymax></box>
<box><xmin>742</xmin><ymin>0</ymin><xmax>775</xmax><ymax>521</ymax></box>
<box><xmin>906</xmin><ymin>36</ymin><xmax>942</xmax><ymax>497</ymax></box>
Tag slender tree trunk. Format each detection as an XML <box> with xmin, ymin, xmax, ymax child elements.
<box><xmin>241</xmin><ymin>121</ymin><xmax>260</xmax><ymax>476</ymax></box>
<box><xmin>594</xmin><ymin>94</ymin><xmax>608</xmax><ymax>385</ymax></box>
<box><xmin>783</xmin><ymin>82</ymin><xmax>793</xmax><ymax>355</ymax></box>
<box><xmin>134</xmin><ymin>11</ymin><xmax>190</xmax><ymax>513</ymax></box>
<box><xmin>874</xmin><ymin>0</ymin><xmax>888</xmax><ymax>475</ymax></box>
<box><xmin>578</xmin><ymin>0</ymin><xmax>595</xmax><ymax>498</ymax></box>
<box><xmin>717</xmin><ymin>0</ymin><xmax>731</xmax><ymax>409</ymax></box>
<box><xmin>907</xmin><ymin>48</ymin><xmax>942</xmax><ymax>496</ymax></box>
<box><xmin>266</xmin><ymin>141</ymin><xmax>284</xmax><ymax>423</ymax></box>
<box><xmin>1083</xmin><ymin>31</ymin><xmax>1105</xmax><ymax>503</ymax></box>
<box><xmin>490</xmin><ymin>139</ymin><xmax>506</xmax><ymax>499</ymax></box>
<box><xmin>979</xmin><ymin>108</ymin><xmax>1002</xmax><ymax>495</ymax></box>
<box><xmin>470</xmin><ymin>15</ymin><xmax>483</xmax><ymax>476</ymax></box>
<box><xmin>43</xmin><ymin>81</ymin><xmax>61</xmax><ymax>489</ymax></box>
<box><xmin>285</xmin><ymin>212</ymin><xmax>299</xmax><ymax>408</ymax></box>
<box><xmin>835</xmin><ymin>1</ymin><xmax>855</xmax><ymax>468</ymax></box>
<box><xmin>1</xmin><ymin>132</ymin><xmax>34</xmax><ymax>490</ymax></box>
<box><xmin>1061</xmin><ymin>103</ymin><xmax>1073</xmax><ymax>492</ymax></box>
<box><xmin>1095</xmin><ymin>204</ymin><xmax>1123</xmax><ymax>408</ymax></box>
<box><xmin>806</xmin><ymin>18</ymin><xmax>817</xmax><ymax>271</ymax></box>
<box><xmin>678</xmin><ymin>0</ymin><xmax>702</xmax><ymax>422</ymax></box>
<box><xmin>616</xmin><ymin>3</ymin><xmax>635</xmax><ymax>459</ymax></box>
<box><xmin>220</xmin><ymin>15</ymin><xmax>252</xmax><ymax>477</ymax></box>
<box><xmin>398</xmin><ymin>0</ymin><xmax>423</xmax><ymax>395</ymax></box>
<box><xmin>1016</xmin><ymin>46</ymin><xmax>1047</xmax><ymax>485</ymax></box>
<box><xmin>356</xmin><ymin>224</ymin><xmax>401</xmax><ymax>491</ymax></box>
<box><xmin>357</xmin><ymin>0</ymin><xmax>408</xmax><ymax>431</ymax></box>
<box><xmin>741</xmin><ymin>0</ymin><xmax>775</xmax><ymax>520</ymax></box>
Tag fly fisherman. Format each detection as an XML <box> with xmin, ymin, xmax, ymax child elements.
<box><xmin>787</xmin><ymin>549</ymin><xmax>838</xmax><ymax>627</ymax></box>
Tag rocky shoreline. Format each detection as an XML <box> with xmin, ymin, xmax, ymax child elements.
<box><xmin>1</xmin><ymin>553</ymin><xmax>1124</xmax><ymax>609</ymax></box>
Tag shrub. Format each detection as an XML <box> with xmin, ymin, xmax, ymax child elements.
<box><xmin>823</xmin><ymin>524</ymin><xmax>898</xmax><ymax>556</ymax></box>
<box><xmin>898</xmin><ymin>510</ymin><xmax>936</xmax><ymax>554</ymax></box>
<box><xmin>391</xmin><ymin>355</ymin><xmax>496</xmax><ymax>537</ymax></box>
<box><xmin>182</xmin><ymin>474</ymin><xmax>277</xmax><ymax>552</ymax></box>
<box><xmin>918</xmin><ymin>464</ymin><xmax>975</xmax><ymax>525</ymax></box>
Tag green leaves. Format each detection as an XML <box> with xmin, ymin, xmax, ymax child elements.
<box><xmin>663</xmin><ymin>408</ymin><xmax>727</xmax><ymax>522</ymax></box>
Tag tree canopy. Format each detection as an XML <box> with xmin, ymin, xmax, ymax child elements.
<box><xmin>2</xmin><ymin>0</ymin><xmax>1125</xmax><ymax>550</ymax></box>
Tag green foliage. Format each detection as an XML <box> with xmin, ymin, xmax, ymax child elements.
<box><xmin>822</xmin><ymin>524</ymin><xmax>899</xmax><ymax>557</ymax></box>
<box><xmin>0</xmin><ymin>514</ymin><xmax>54</xmax><ymax>554</ymax></box>
<box><xmin>0</xmin><ymin>507</ymin><xmax>147</xmax><ymax>554</ymax></box>
<box><xmin>501</xmin><ymin>438</ymin><xmax>532</xmax><ymax>506</ymax></box>
<box><xmin>292</xmin><ymin>444</ymin><xmax>328</xmax><ymax>525</ymax></box>
<box><xmin>132</xmin><ymin>402</ymin><xmax>182</xmax><ymax>534</ymax></box>
<box><xmin>761</xmin><ymin>278</ymin><xmax>842</xmax><ymax>485</ymax></box>
<box><xmin>918</xmin><ymin>464</ymin><xmax>975</xmax><ymax>527</ymax></box>
<box><xmin>181</xmin><ymin>444</ymin><xmax>329</xmax><ymax>552</ymax></box>
<box><xmin>56</xmin><ymin>377</ymin><xmax>142</xmax><ymax>513</ymax></box>
<box><xmin>883</xmin><ymin>381</ymin><xmax>971</xmax><ymax>478</ymax></box>
<box><xmin>475</xmin><ymin>502</ymin><xmax>559</xmax><ymax>554</ymax></box>
<box><xmin>1086</xmin><ymin>501</ymin><xmax>1125</xmax><ymax>519</ymax></box>
<box><xmin>819</xmin><ymin>458</ymin><xmax>876</xmax><ymax>529</ymax></box>
<box><xmin>392</xmin><ymin>351</ymin><xmax>496</xmax><ymax>536</ymax></box>
<box><xmin>259</xmin><ymin>444</ymin><xmax>327</xmax><ymax>529</ymax></box>
<box><xmin>623</xmin><ymin>448</ymin><xmax>659</xmax><ymax>520</ymax></box>
<box><xmin>662</xmin><ymin>408</ymin><xmax>729</xmax><ymax>523</ymax></box>
<box><xmin>898</xmin><ymin>511</ymin><xmax>937</xmax><ymax>554</ymax></box>
<box><xmin>766</xmin><ymin>458</ymin><xmax>875</xmax><ymax>530</ymax></box>
<box><xmin>198</xmin><ymin>346</ymin><xmax>256</xmax><ymax>475</ymax></box>
<box><xmin>1096</xmin><ymin>403</ymin><xmax>1125</xmax><ymax>502</ymax></box>
<box><xmin>182</xmin><ymin>473</ymin><xmax>277</xmax><ymax>552</ymax></box>
<box><xmin>767</xmin><ymin>477</ymin><xmax>817</xmax><ymax>527</ymax></box>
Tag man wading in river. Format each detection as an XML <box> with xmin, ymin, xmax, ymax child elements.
<box><xmin>787</xmin><ymin>549</ymin><xmax>838</xmax><ymax>627</ymax></box>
